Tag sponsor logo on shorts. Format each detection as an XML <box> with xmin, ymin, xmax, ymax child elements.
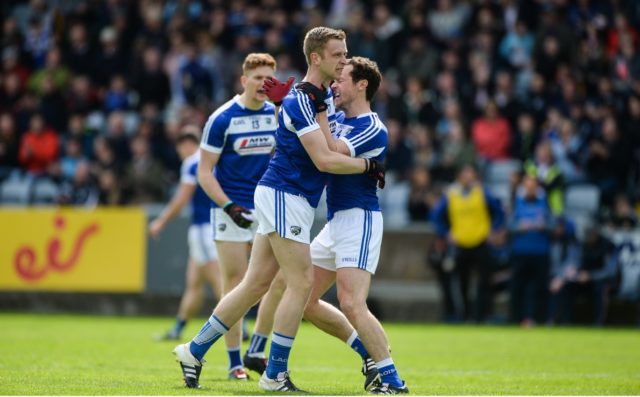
<box><xmin>341</xmin><ymin>257</ymin><xmax>358</xmax><ymax>263</ymax></box>
<box><xmin>290</xmin><ymin>226</ymin><xmax>301</xmax><ymax>236</ymax></box>
<box><xmin>218</xmin><ymin>223</ymin><xmax>227</xmax><ymax>232</ymax></box>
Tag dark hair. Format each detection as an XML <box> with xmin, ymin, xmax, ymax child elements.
<box><xmin>347</xmin><ymin>57</ymin><xmax>382</xmax><ymax>102</ymax></box>
<box><xmin>177</xmin><ymin>125</ymin><xmax>200</xmax><ymax>145</ymax></box>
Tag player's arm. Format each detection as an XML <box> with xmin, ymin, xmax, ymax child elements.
<box><xmin>198</xmin><ymin>148</ymin><xmax>253</xmax><ymax>228</ymax></box>
<box><xmin>197</xmin><ymin>149</ymin><xmax>228</xmax><ymax>207</ymax></box>
<box><xmin>300</xmin><ymin>128</ymin><xmax>367</xmax><ymax>174</ymax></box>
<box><xmin>149</xmin><ymin>182</ymin><xmax>196</xmax><ymax>238</ymax></box>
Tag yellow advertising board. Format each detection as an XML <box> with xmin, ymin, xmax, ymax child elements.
<box><xmin>0</xmin><ymin>208</ymin><xmax>146</xmax><ymax>292</ymax></box>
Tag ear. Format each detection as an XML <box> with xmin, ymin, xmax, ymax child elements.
<box><xmin>357</xmin><ymin>79</ymin><xmax>368</xmax><ymax>92</ymax></box>
<box><xmin>310</xmin><ymin>52</ymin><xmax>321</xmax><ymax>66</ymax></box>
<box><xmin>240</xmin><ymin>74</ymin><xmax>247</xmax><ymax>89</ymax></box>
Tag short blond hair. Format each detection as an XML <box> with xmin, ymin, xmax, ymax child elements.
<box><xmin>303</xmin><ymin>26</ymin><xmax>346</xmax><ymax>64</ymax></box>
<box><xmin>242</xmin><ymin>53</ymin><xmax>276</xmax><ymax>74</ymax></box>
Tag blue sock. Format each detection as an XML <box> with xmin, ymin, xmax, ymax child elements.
<box><xmin>189</xmin><ymin>314</ymin><xmax>229</xmax><ymax>361</ymax></box>
<box><xmin>346</xmin><ymin>330</ymin><xmax>369</xmax><ymax>360</ymax></box>
<box><xmin>377</xmin><ymin>358</ymin><xmax>403</xmax><ymax>388</ymax></box>
<box><xmin>246</xmin><ymin>332</ymin><xmax>268</xmax><ymax>357</ymax></box>
<box><xmin>227</xmin><ymin>346</ymin><xmax>243</xmax><ymax>371</ymax></box>
<box><xmin>170</xmin><ymin>317</ymin><xmax>187</xmax><ymax>336</ymax></box>
<box><xmin>265</xmin><ymin>332</ymin><xmax>294</xmax><ymax>379</ymax></box>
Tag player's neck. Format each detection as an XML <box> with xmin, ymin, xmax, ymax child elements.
<box><xmin>238</xmin><ymin>92</ymin><xmax>264</xmax><ymax>111</ymax></box>
<box><xmin>343</xmin><ymin>99</ymin><xmax>371</xmax><ymax>119</ymax></box>
<box><xmin>303</xmin><ymin>68</ymin><xmax>331</xmax><ymax>88</ymax></box>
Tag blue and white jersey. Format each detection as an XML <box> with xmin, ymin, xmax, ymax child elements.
<box><xmin>259</xmin><ymin>85</ymin><xmax>337</xmax><ymax>208</ymax></box>
<box><xmin>181</xmin><ymin>151</ymin><xmax>212</xmax><ymax>225</ymax></box>
<box><xmin>201</xmin><ymin>95</ymin><xmax>277</xmax><ymax>209</ymax></box>
<box><xmin>326</xmin><ymin>111</ymin><xmax>387</xmax><ymax>220</ymax></box>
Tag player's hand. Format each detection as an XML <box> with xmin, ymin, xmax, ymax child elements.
<box><xmin>223</xmin><ymin>202</ymin><xmax>254</xmax><ymax>228</ymax></box>
<box><xmin>262</xmin><ymin>76</ymin><xmax>295</xmax><ymax>106</ymax></box>
<box><xmin>148</xmin><ymin>219</ymin><xmax>164</xmax><ymax>238</ymax></box>
<box><xmin>364</xmin><ymin>158</ymin><xmax>385</xmax><ymax>189</ymax></box>
<box><xmin>295</xmin><ymin>81</ymin><xmax>327</xmax><ymax>113</ymax></box>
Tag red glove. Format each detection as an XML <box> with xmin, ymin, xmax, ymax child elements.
<box><xmin>262</xmin><ymin>76</ymin><xmax>295</xmax><ymax>106</ymax></box>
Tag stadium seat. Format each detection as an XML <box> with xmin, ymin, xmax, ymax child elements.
<box><xmin>485</xmin><ymin>160</ymin><xmax>522</xmax><ymax>184</ymax></box>
<box><xmin>565</xmin><ymin>184</ymin><xmax>600</xmax><ymax>215</ymax></box>
<box><xmin>0</xmin><ymin>177</ymin><xmax>32</xmax><ymax>205</ymax></box>
<box><xmin>31</xmin><ymin>178</ymin><xmax>60</xmax><ymax>205</ymax></box>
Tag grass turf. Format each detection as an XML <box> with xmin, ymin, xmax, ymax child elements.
<box><xmin>0</xmin><ymin>313</ymin><xmax>639</xmax><ymax>395</ymax></box>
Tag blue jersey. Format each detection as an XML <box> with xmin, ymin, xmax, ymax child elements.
<box><xmin>181</xmin><ymin>152</ymin><xmax>212</xmax><ymax>225</ymax></box>
<box><xmin>326</xmin><ymin>112</ymin><xmax>387</xmax><ymax>220</ymax></box>
<box><xmin>259</xmin><ymin>85</ymin><xmax>338</xmax><ymax>208</ymax></box>
<box><xmin>201</xmin><ymin>95</ymin><xmax>276</xmax><ymax>209</ymax></box>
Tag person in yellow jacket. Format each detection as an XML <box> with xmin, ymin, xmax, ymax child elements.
<box><xmin>524</xmin><ymin>141</ymin><xmax>564</xmax><ymax>215</ymax></box>
<box><xmin>431</xmin><ymin>163</ymin><xmax>505</xmax><ymax>322</ymax></box>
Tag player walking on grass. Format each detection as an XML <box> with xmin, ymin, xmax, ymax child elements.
<box><xmin>173</xmin><ymin>53</ymin><xmax>284</xmax><ymax>381</ymax></box>
<box><xmin>172</xmin><ymin>27</ymin><xmax>385</xmax><ymax>392</ymax></box>
<box><xmin>149</xmin><ymin>126</ymin><xmax>222</xmax><ymax>342</ymax></box>
<box><xmin>302</xmin><ymin>57</ymin><xmax>408</xmax><ymax>394</ymax></box>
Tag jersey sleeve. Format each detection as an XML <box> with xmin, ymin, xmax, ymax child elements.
<box><xmin>340</xmin><ymin>115</ymin><xmax>387</xmax><ymax>158</ymax></box>
<box><xmin>201</xmin><ymin>112</ymin><xmax>230</xmax><ymax>153</ymax></box>
<box><xmin>180</xmin><ymin>160</ymin><xmax>197</xmax><ymax>185</ymax></box>
<box><xmin>282</xmin><ymin>91</ymin><xmax>320</xmax><ymax>137</ymax></box>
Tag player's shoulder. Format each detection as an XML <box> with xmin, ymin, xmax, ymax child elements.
<box><xmin>204</xmin><ymin>97</ymin><xmax>241</xmax><ymax>127</ymax></box>
<box><xmin>180</xmin><ymin>151</ymin><xmax>199</xmax><ymax>173</ymax></box>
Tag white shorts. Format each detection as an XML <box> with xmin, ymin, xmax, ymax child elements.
<box><xmin>211</xmin><ymin>207</ymin><xmax>257</xmax><ymax>242</ymax></box>
<box><xmin>311</xmin><ymin>208</ymin><xmax>383</xmax><ymax>274</ymax></box>
<box><xmin>254</xmin><ymin>185</ymin><xmax>315</xmax><ymax>244</ymax></box>
<box><xmin>188</xmin><ymin>223</ymin><xmax>218</xmax><ymax>265</ymax></box>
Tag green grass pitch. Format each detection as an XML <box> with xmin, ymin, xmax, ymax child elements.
<box><xmin>1</xmin><ymin>313</ymin><xmax>639</xmax><ymax>395</ymax></box>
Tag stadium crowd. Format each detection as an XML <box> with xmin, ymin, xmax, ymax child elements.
<box><xmin>1</xmin><ymin>0</ymin><xmax>639</xmax><ymax>325</ymax></box>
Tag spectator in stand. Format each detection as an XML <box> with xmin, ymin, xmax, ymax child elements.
<box><xmin>38</xmin><ymin>72</ymin><xmax>67</xmax><ymax>132</ymax></box>
<box><xmin>512</xmin><ymin>113</ymin><xmax>539</xmax><ymax>162</ymax></box>
<box><xmin>104</xmin><ymin>111</ymin><xmax>131</xmax><ymax>164</ymax></box>
<box><xmin>57</xmin><ymin>160</ymin><xmax>99</xmax><ymax>207</ymax></box>
<box><xmin>97</xmin><ymin>167</ymin><xmax>126</xmax><ymax>205</ymax></box>
<box><xmin>63</xmin><ymin>22</ymin><xmax>94</xmax><ymax>76</ymax></box>
<box><xmin>471</xmin><ymin>100</ymin><xmax>512</xmax><ymax>162</ymax></box>
<box><xmin>131</xmin><ymin>46</ymin><xmax>171</xmax><ymax>110</ymax></box>
<box><xmin>499</xmin><ymin>19</ymin><xmax>534</xmax><ymax>70</ymax></box>
<box><xmin>0</xmin><ymin>112</ymin><xmax>20</xmax><ymax>177</ymax></box>
<box><xmin>549</xmin><ymin>119</ymin><xmax>586</xmax><ymax>185</ymax></box>
<box><xmin>18</xmin><ymin>112</ymin><xmax>59</xmax><ymax>176</ymax></box>
<box><xmin>65</xmin><ymin>75</ymin><xmax>100</xmax><ymax>114</ymax></box>
<box><xmin>547</xmin><ymin>216</ymin><xmax>580</xmax><ymax>324</ymax></box>
<box><xmin>427</xmin><ymin>0</ymin><xmax>472</xmax><ymax>47</ymax></box>
<box><xmin>385</xmin><ymin>118</ymin><xmax>414</xmax><ymax>182</ymax></box>
<box><xmin>432</xmin><ymin>163</ymin><xmax>505</xmax><ymax>322</ymax></box>
<box><xmin>586</xmin><ymin>115</ymin><xmax>631</xmax><ymax>205</ymax></box>
<box><xmin>509</xmin><ymin>175</ymin><xmax>553</xmax><ymax>327</ymax></box>
<box><xmin>555</xmin><ymin>223</ymin><xmax>617</xmax><ymax>326</ymax></box>
<box><xmin>407</xmin><ymin>166</ymin><xmax>434</xmax><ymax>222</ymax></box>
<box><xmin>58</xmin><ymin>137</ymin><xmax>87</xmax><ymax>182</ymax></box>
<box><xmin>122</xmin><ymin>135</ymin><xmax>165</xmax><ymax>204</ymax></box>
<box><xmin>93</xmin><ymin>26</ymin><xmax>127</xmax><ymax>88</ymax></box>
<box><xmin>436</xmin><ymin>120</ymin><xmax>476</xmax><ymax>182</ymax></box>
<box><xmin>27</xmin><ymin>47</ymin><xmax>69</xmax><ymax>95</ymax></box>
<box><xmin>524</xmin><ymin>140</ymin><xmax>564</xmax><ymax>215</ymax></box>
<box><xmin>103</xmin><ymin>75</ymin><xmax>131</xmax><ymax>114</ymax></box>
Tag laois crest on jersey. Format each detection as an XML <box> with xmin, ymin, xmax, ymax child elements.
<box><xmin>326</xmin><ymin>111</ymin><xmax>387</xmax><ymax>220</ymax></box>
<box><xmin>181</xmin><ymin>151</ymin><xmax>212</xmax><ymax>225</ymax></box>
<box><xmin>259</xmin><ymin>85</ymin><xmax>337</xmax><ymax>208</ymax></box>
<box><xmin>201</xmin><ymin>95</ymin><xmax>277</xmax><ymax>209</ymax></box>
